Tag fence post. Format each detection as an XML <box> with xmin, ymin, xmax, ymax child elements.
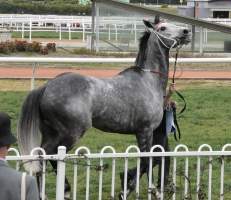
<box><xmin>29</xmin><ymin>19</ymin><xmax>32</xmax><ymax>42</ymax></box>
<box><xmin>56</xmin><ymin>146</ymin><xmax>66</xmax><ymax>200</ymax></box>
<box><xmin>31</xmin><ymin>62</ymin><xmax>37</xmax><ymax>90</ymax></box>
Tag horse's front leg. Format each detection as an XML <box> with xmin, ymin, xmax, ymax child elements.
<box><xmin>119</xmin><ymin>166</ymin><xmax>146</xmax><ymax>200</ymax></box>
<box><xmin>119</xmin><ymin>128</ymin><xmax>153</xmax><ymax>200</ymax></box>
<box><xmin>157</xmin><ymin>137</ymin><xmax>170</xmax><ymax>189</ymax></box>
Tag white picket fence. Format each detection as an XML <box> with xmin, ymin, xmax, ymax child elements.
<box><xmin>6</xmin><ymin>144</ymin><xmax>231</xmax><ymax>200</ymax></box>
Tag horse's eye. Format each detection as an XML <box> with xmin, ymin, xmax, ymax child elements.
<box><xmin>160</xmin><ymin>26</ymin><xmax>166</xmax><ymax>31</ymax></box>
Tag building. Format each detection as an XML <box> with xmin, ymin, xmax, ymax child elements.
<box><xmin>130</xmin><ymin>0</ymin><xmax>179</xmax><ymax>4</ymax></box>
<box><xmin>178</xmin><ymin>0</ymin><xmax>231</xmax><ymax>18</ymax></box>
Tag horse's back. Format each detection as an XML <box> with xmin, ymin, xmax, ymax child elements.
<box><xmin>39</xmin><ymin>73</ymin><xmax>95</xmax><ymax>134</ymax></box>
<box><xmin>39</xmin><ymin>71</ymin><xmax>163</xmax><ymax>136</ymax></box>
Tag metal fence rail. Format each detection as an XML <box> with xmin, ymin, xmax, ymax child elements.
<box><xmin>1</xmin><ymin>13</ymin><xmax>231</xmax><ymax>53</ymax></box>
<box><xmin>0</xmin><ymin>56</ymin><xmax>231</xmax><ymax>90</ymax></box>
<box><xmin>6</xmin><ymin>144</ymin><xmax>231</xmax><ymax>200</ymax></box>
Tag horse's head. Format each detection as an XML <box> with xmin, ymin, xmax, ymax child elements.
<box><xmin>143</xmin><ymin>15</ymin><xmax>191</xmax><ymax>48</ymax></box>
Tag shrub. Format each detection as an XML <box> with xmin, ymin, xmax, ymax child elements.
<box><xmin>0</xmin><ymin>43</ymin><xmax>9</xmax><ymax>54</ymax></box>
<box><xmin>46</xmin><ymin>43</ymin><xmax>56</xmax><ymax>52</ymax></box>
<box><xmin>5</xmin><ymin>41</ymin><xmax>16</xmax><ymax>52</ymax></box>
<box><xmin>0</xmin><ymin>40</ymin><xmax>56</xmax><ymax>55</ymax></box>
<box><xmin>25</xmin><ymin>42</ymin><xmax>33</xmax><ymax>52</ymax></box>
<box><xmin>40</xmin><ymin>47</ymin><xmax>49</xmax><ymax>55</ymax></box>
<box><xmin>15</xmin><ymin>40</ymin><xmax>27</xmax><ymax>51</ymax></box>
<box><xmin>31</xmin><ymin>41</ymin><xmax>42</xmax><ymax>52</ymax></box>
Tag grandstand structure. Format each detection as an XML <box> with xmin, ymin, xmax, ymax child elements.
<box><xmin>178</xmin><ymin>0</ymin><xmax>231</xmax><ymax>18</ymax></box>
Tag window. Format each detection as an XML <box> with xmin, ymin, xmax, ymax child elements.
<box><xmin>213</xmin><ymin>11</ymin><xmax>229</xmax><ymax>18</ymax></box>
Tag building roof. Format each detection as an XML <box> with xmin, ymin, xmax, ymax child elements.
<box><xmin>188</xmin><ymin>0</ymin><xmax>231</xmax><ymax>1</ymax></box>
<box><xmin>187</xmin><ymin>0</ymin><xmax>210</xmax><ymax>1</ymax></box>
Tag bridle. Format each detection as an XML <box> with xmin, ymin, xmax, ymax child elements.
<box><xmin>141</xmin><ymin>28</ymin><xmax>183</xmax><ymax>81</ymax></box>
<box><xmin>151</xmin><ymin>29</ymin><xmax>179</xmax><ymax>50</ymax></box>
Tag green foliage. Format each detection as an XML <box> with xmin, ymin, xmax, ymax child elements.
<box><xmin>0</xmin><ymin>0</ymin><xmax>91</xmax><ymax>15</ymax></box>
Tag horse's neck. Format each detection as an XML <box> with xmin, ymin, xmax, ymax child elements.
<box><xmin>136</xmin><ymin>39</ymin><xmax>170</xmax><ymax>91</ymax></box>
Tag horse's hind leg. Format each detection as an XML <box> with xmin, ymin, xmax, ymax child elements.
<box><xmin>39</xmin><ymin>124</ymin><xmax>72</xmax><ymax>199</ymax></box>
<box><xmin>49</xmin><ymin>160</ymin><xmax>71</xmax><ymax>199</ymax></box>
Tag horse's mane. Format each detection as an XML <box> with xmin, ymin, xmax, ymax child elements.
<box><xmin>119</xmin><ymin>31</ymin><xmax>151</xmax><ymax>75</ymax></box>
<box><xmin>135</xmin><ymin>31</ymin><xmax>151</xmax><ymax>68</ymax></box>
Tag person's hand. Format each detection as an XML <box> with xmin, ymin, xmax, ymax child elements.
<box><xmin>168</xmin><ymin>83</ymin><xmax>175</xmax><ymax>96</ymax></box>
<box><xmin>164</xmin><ymin>83</ymin><xmax>176</xmax><ymax>108</ymax></box>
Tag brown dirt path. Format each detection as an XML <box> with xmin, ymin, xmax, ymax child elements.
<box><xmin>0</xmin><ymin>67</ymin><xmax>231</xmax><ymax>80</ymax></box>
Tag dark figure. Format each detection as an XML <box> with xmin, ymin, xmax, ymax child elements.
<box><xmin>0</xmin><ymin>112</ymin><xmax>39</xmax><ymax>200</ymax></box>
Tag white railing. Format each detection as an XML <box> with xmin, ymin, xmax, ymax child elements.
<box><xmin>6</xmin><ymin>144</ymin><xmax>231</xmax><ymax>200</ymax></box>
<box><xmin>0</xmin><ymin>15</ymin><xmax>144</xmax><ymax>42</ymax></box>
<box><xmin>2</xmin><ymin>57</ymin><xmax>231</xmax><ymax>63</ymax></box>
<box><xmin>1</xmin><ymin>14</ymin><xmax>231</xmax><ymax>52</ymax></box>
<box><xmin>0</xmin><ymin>56</ymin><xmax>231</xmax><ymax>90</ymax></box>
<box><xmin>1</xmin><ymin>14</ymin><xmax>231</xmax><ymax>53</ymax></box>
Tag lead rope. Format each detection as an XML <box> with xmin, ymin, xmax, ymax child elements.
<box><xmin>171</xmin><ymin>47</ymin><xmax>187</xmax><ymax>141</ymax></box>
<box><xmin>172</xmin><ymin>46</ymin><xmax>186</xmax><ymax>115</ymax></box>
<box><xmin>172</xmin><ymin>47</ymin><xmax>179</xmax><ymax>84</ymax></box>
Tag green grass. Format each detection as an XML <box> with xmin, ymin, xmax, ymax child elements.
<box><xmin>12</xmin><ymin>31</ymin><xmax>83</xmax><ymax>40</ymax></box>
<box><xmin>1</xmin><ymin>81</ymin><xmax>231</xmax><ymax>199</ymax></box>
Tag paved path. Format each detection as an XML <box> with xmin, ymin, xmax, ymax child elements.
<box><xmin>0</xmin><ymin>67</ymin><xmax>231</xmax><ymax>80</ymax></box>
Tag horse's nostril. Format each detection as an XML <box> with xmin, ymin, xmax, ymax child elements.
<box><xmin>183</xmin><ymin>29</ymin><xmax>189</xmax><ymax>34</ymax></box>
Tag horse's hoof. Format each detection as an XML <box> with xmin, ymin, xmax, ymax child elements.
<box><xmin>64</xmin><ymin>191</ymin><xmax>71</xmax><ymax>200</ymax></box>
<box><xmin>118</xmin><ymin>192</ymin><xmax>124</xmax><ymax>200</ymax></box>
<box><xmin>39</xmin><ymin>195</ymin><xmax>49</xmax><ymax>200</ymax></box>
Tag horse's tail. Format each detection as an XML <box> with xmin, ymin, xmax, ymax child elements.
<box><xmin>17</xmin><ymin>86</ymin><xmax>46</xmax><ymax>173</ymax></box>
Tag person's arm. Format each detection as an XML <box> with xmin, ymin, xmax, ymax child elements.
<box><xmin>26</xmin><ymin>175</ymin><xmax>39</xmax><ymax>200</ymax></box>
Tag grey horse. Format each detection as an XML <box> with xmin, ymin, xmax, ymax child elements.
<box><xmin>18</xmin><ymin>16</ymin><xmax>191</xmax><ymax>199</ymax></box>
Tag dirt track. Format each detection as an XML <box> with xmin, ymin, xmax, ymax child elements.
<box><xmin>0</xmin><ymin>67</ymin><xmax>231</xmax><ymax>80</ymax></box>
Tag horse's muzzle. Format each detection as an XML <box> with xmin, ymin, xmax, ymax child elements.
<box><xmin>176</xmin><ymin>34</ymin><xmax>191</xmax><ymax>45</ymax></box>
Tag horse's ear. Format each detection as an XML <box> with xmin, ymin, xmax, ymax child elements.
<box><xmin>143</xmin><ymin>19</ymin><xmax>153</xmax><ymax>28</ymax></box>
<box><xmin>154</xmin><ymin>15</ymin><xmax>160</xmax><ymax>25</ymax></box>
